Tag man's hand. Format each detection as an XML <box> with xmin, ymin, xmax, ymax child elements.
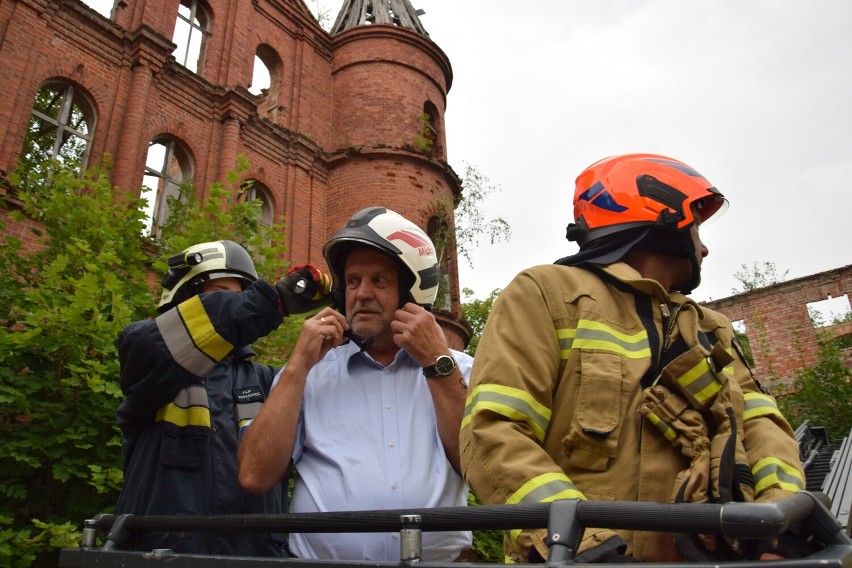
<box><xmin>390</xmin><ymin>303</ymin><xmax>450</xmax><ymax>368</ymax></box>
<box><xmin>238</xmin><ymin>307</ymin><xmax>347</xmax><ymax>495</ymax></box>
<box><xmin>286</xmin><ymin>308</ymin><xmax>349</xmax><ymax>373</ymax></box>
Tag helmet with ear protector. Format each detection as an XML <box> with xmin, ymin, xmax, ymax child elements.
<box><xmin>157</xmin><ymin>240</ymin><xmax>257</xmax><ymax>312</ymax></box>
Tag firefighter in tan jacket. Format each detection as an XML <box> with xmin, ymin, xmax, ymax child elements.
<box><xmin>460</xmin><ymin>154</ymin><xmax>806</xmax><ymax>563</ymax></box>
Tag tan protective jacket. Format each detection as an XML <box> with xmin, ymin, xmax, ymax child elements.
<box><xmin>460</xmin><ymin>262</ymin><xmax>805</xmax><ymax>563</ymax></box>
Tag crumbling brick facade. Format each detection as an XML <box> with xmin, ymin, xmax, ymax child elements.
<box><xmin>702</xmin><ymin>264</ymin><xmax>852</xmax><ymax>389</ymax></box>
<box><xmin>0</xmin><ymin>0</ymin><xmax>469</xmax><ymax>345</ymax></box>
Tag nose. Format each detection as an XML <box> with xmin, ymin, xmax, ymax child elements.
<box><xmin>353</xmin><ymin>279</ymin><xmax>376</xmax><ymax>300</ymax></box>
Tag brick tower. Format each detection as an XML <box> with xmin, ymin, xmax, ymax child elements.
<box><xmin>0</xmin><ymin>0</ymin><xmax>469</xmax><ymax>346</ymax></box>
<box><xmin>326</xmin><ymin>0</ymin><xmax>467</xmax><ymax>345</ymax></box>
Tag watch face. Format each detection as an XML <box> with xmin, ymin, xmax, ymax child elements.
<box><xmin>435</xmin><ymin>355</ymin><xmax>455</xmax><ymax>375</ymax></box>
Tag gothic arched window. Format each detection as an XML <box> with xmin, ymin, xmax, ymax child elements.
<box><xmin>22</xmin><ymin>81</ymin><xmax>96</xmax><ymax>177</ymax></box>
<box><xmin>172</xmin><ymin>0</ymin><xmax>211</xmax><ymax>73</ymax></box>
<box><xmin>141</xmin><ymin>137</ymin><xmax>193</xmax><ymax>235</ymax></box>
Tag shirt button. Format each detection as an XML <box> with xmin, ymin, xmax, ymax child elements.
<box><xmin>392</xmin><ymin>532</ymin><xmax>400</xmax><ymax>539</ymax></box>
<box><xmin>391</xmin><ymin>482</ymin><xmax>399</xmax><ymax>490</ymax></box>
<box><xmin>388</xmin><ymin>441</ymin><xmax>395</xmax><ymax>447</ymax></box>
<box><xmin>385</xmin><ymin>403</ymin><xmax>392</xmax><ymax>409</ymax></box>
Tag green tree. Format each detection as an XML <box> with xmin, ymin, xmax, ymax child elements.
<box><xmin>0</xmin><ymin>159</ymin><xmax>154</xmax><ymax>566</ymax></box>
<box><xmin>459</xmin><ymin>287</ymin><xmax>504</xmax><ymax>561</ymax></box>
<box><xmin>808</xmin><ymin>307</ymin><xmax>852</xmax><ymax>350</ymax></box>
<box><xmin>454</xmin><ymin>163</ymin><xmax>511</xmax><ymax>268</ymax></box>
<box><xmin>307</xmin><ymin>0</ymin><xmax>333</xmax><ymax>31</ymax></box>
<box><xmin>430</xmin><ymin>163</ymin><xmax>511</xmax><ymax>309</ymax></box>
<box><xmin>0</xmin><ymin>155</ymin><xmax>300</xmax><ymax>565</ymax></box>
<box><xmin>461</xmin><ymin>287</ymin><xmax>501</xmax><ymax>357</ymax></box>
<box><xmin>154</xmin><ymin>155</ymin><xmax>303</xmax><ymax>361</ymax></box>
<box><xmin>777</xmin><ymin>339</ymin><xmax>852</xmax><ymax>437</ymax></box>
<box><xmin>732</xmin><ymin>261</ymin><xmax>789</xmax><ymax>294</ymax></box>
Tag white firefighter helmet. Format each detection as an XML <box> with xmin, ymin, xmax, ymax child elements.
<box><xmin>322</xmin><ymin>207</ymin><xmax>439</xmax><ymax>308</ymax></box>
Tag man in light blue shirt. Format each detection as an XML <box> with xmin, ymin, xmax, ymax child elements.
<box><xmin>239</xmin><ymin>207</ymin><xmax>472</xmax><ymax>561</ymax></box>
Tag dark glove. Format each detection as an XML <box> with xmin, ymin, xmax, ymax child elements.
<box><xmin>574</xmin><ymin>535</ymin><xmax>639</xmax><ymax>563</ymax></box>
<box><xmin>754</xmin><ymin>530</ymin><xmax>819</xmax><ymax>559</ymax></box>
<box><xmin>275</xmin><ymin>264</ymin><xmax>333</xmax><ymax>316</ymax></box>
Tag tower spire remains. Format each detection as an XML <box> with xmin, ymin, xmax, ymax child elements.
<box><xmin>330</xmin><ymin>0</ymin><xmax>428</xmax><ymax>36</ymax></box>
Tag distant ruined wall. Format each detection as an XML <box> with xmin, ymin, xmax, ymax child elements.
<box><xmin>702</xmin><ymin>264</ymin><xmax>852</xmax><ymax>390</ymax></box>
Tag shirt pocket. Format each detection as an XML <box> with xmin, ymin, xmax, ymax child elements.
<box><xmin>561</xmin><ymin>350</ymin><xmax>624</xmax><ymax>472</ymax></box>
<box><xmin>160</xmin><ymin>424</ymin><xmax>207</xmax><ymax>470</ymax></box>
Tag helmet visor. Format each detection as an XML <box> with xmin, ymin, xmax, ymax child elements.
<box><xmin>692</xmin><ymin>195</ymin><xmax>728</xmax><ymax>225</ymax></box>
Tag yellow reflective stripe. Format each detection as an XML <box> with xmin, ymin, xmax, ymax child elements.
<box><xmin>506</xmin><ymin>473</ymin><xmax>585</xmax><ymax>549</ymax></box>
<box><xmin>462</xmin><ymin>384</ymin><xmax>551</xmax><ymax>442</ymax></box>
<box><xmin>647</xmin><ymin>411</ymin><xmax>676</xmax><ymax>441</ymax></box>
<box><xmin>177</xmin><ymin>296</ymin><xmax>234</xmax><ymax>362</ymax></box>
<box><xmin>155</xmin><ymin>403</ymin><xmax>211</xmax><ymax>427</ymax></box>
<box><xmin>155</xmin><ymin>386</ymin><xmax>211</xmax><ymax>427</ymax></box>
<box><xmin>507</xmin><ymin>472</ymin><xmax>585</xmax><ymax>505</ymax></box>
<box><xmin>677</xmin><ymin>359</ymin><xmax>721</xmax><ymax>404</ymax></box>
<box><xmin>723</xmin><ymin>347</ymin><xmax>735</xmax><ymax>375</ymax></box>
<box><xmin>156</xmin><ymin>308</ymin><xmax>216</xmax><ymax>376</ymax></box>
<box><xmin>508</xmin><ymin>528</ymin><xmax>522</xmax><ymax>550</ymax></box>
<box><xmin>752</xmin><ymin>457</ymin><xmax>805</xmax><ymax>495</ymax></box>
<box><xmin>743</xmin><ymin>392</ymin><xmax>783</xmax><ymax>421</ymax></box>
<box><xmin>557</xmin><ymin>320</ymin><xmax>650</xmax><ymax>360</ymax></box>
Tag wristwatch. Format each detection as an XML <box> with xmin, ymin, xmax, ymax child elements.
<box><xmin>423</xmin><ymin>354</ymin><xmax>457</xmax><ymax>377</ymax></box>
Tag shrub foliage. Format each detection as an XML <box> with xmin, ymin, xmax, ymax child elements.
<box><xmin>0</xmin><ymin>156</ymin><xmax>298</xmax><ymax>565</ymax></box>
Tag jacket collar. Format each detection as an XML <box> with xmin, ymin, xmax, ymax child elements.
<box><xmin>597</xmin><ymin>262</ymin><xmax>705</xmax><ymax>316</ymax></box>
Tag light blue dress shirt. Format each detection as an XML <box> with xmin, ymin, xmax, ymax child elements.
<box><xmin>280</xmin><ymin>340</ymin><xmax>473</xmax><ymax>561</ymax></box>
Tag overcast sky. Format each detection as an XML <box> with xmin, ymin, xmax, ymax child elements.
<box><xmin>86</xmin><ymin>0</ymin><xmax>852</xmax><ymax>314</ymax></box>
<box><xmin>310</xmin><ymin>1</ymin><xmax>852</xmax><ymax>313</ymax></box>
<box><xmin>386</xmin><ymin>0</ymin><xmax>851</xmax><ymax>312</ymax></box>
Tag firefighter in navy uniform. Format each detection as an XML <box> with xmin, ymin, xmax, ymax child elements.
<box><xmin>114</xmin><ymin>240</ymin><xmax>328</xmax><ymax>556</ymax></box>
<box><xmin>460</xmin><ymin>155</ymin><xmax>807</xmax><ymax>563</ymax></box>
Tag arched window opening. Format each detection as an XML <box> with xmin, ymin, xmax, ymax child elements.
<box><xmin>250</xmin><ymin>45</ymin><xmax>285</xmax><ymax>120</ymax></box>
<box><xmin>240</xmin><ymin>179</ymin><xmax>274</xmax><ymax>228</ymax></box>
<box><xmin>21</xmin><ymin>81</ymin><xmax>96</xmax><ymax>180</ymax></box>
<box><xmin>172</xmin><ymin>0</ymin><xmax>211</xmax><ymax>73</ymax></box>
<box><xmin>422</xmin><ymin>101</ymin><xmax>440</xmax><ymax>158</ymax></box>
<box><xmin>248</xmin><ymin>56</ymin><xmax>271</xmax><ymax>96</ymax></box>
<box><xmin>427</xmin><ymin>215</ymin><xmax>452</xmax><ymax>311</ymax></box>
<box><xmin>141</xmin><ymin>138</ymin><xmax>193</xmax><ymax>236</ymax></box>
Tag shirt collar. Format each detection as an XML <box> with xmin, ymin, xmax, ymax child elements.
<box><xmin>342</xmin><ymin>341</ymin><xmax>414</xmax><ymax>373</ymax></box>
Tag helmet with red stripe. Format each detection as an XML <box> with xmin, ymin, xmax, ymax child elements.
<box><xmin>323</xmin><ymin>207</ymin><xmax>439</xmax><ymax>309</ymax></box>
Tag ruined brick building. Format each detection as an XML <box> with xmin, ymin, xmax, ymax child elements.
<box><xmin>0</xmin><ymin>0</ymin><xmax>471</xmax><ymax>346</ymax></box>
<box><xmin>1</xmin><ymin>0</ymin><xmax>848</xmax><ymax>370</ymax></box>
<box><xmin>703</xmin><ymin>264</ymin><xmax>852</xmax><ymax>388</ymax></box>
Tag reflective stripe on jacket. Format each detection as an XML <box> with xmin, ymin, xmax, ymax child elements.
<box><xmin>115</xmin><ymin>280</ymin><xmax>287</xmax><ymax>557</ymax></box>
<box><xmin>460</xmin><ymin>262</ymin><xmax>804</xmax><ymax>563</ymax></box>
